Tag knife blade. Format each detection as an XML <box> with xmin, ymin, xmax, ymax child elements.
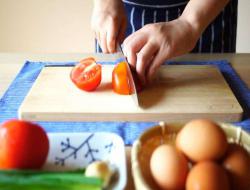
<box><xmin>117</xmin><ymin>45</ymin><xmax>140</xmax><ymax>107</ymax></box>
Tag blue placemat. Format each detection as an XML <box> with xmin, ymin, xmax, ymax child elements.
<box><xmin>0</xmin><ymin>59</ymin><xmax>249</xmax><ymax>145</ymax></box>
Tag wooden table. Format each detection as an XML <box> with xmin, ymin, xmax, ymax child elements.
<box><xmin>0</xmin><ymin>53</ymin><xmax>250</xmax><ymax>189</ymax></box>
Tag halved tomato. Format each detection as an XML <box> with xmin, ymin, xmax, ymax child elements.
<box><xmin>70</xmin><ymin>57</ymin><xmax>102</xmax><ymax>91</ymax></box>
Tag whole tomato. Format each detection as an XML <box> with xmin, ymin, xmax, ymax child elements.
<box><xmin>0</xmin><ymin>119</ymin><xmax>49</xmax><ymax>169</ymax></box>
<box><xmin>70</xmin><ymin>57</ymin><xmax>102</xmax><ymax>91</ymax></box>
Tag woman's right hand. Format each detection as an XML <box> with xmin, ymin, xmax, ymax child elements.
<box><xmin>91</xmin><ymin>0</ymin><xmax>127</xmax><ymax>53</ymax></box>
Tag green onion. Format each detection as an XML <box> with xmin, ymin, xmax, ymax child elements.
<box><xmin>0</xmin><ymin>169</ymin><xmax>103</xmax><ymax>190</ymax></box>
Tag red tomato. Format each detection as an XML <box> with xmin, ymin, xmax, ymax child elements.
<box><xmin>70</xmin><ymin>57</ymin><xmax>102</xmax><ymax>91</ymax></box>
<box><xmin>0</xmin><ymin>119</ymin><xmax>49</xmax><ymax>169</ymax></box>
<box><xmin>112</xmin><ymin>61</ymin><xmax>143</xmax><ymax>95</ymax></box>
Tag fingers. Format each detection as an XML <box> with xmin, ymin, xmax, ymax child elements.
<box><xmin>146</xmin><ymin>53</ymin><xmax>164</xmax><ymax>83</ymax></box>
<box><xmin>100</xmin><ymin>31</ymin><xmax>108</xmax><ymax>53</ymax></box>
<box><xmin>136</xmin><ymin>42</ymin><xmax>158</xmax><ymax>84</ymax></box>
<box><xmin>123</xmin><ymin>32</ymin><xmax>147</xmax><ymax>68</ymax></box>
<box><xmin>93</xmin><ymin>16</ymin><xmax>126</xmax><ymax>54</ymax></box>
<box><xmin>93</xmin><ymin>26</ymin><xmax>107</xmax><ymax>53</ymax></box>
<box><xmin>91</xmin><ymin>0</ymin><xmax>127</xmax><ymax>53</ymax></box>
<box><xmin>126</xmin><ymin>48</ymin><xmax>137</xmax><ymax>69</ymax></box>
<box><xmin>95</xmin><ymin>31</ymin><xmax>101</xmax><ymax>51</ymax></box>
<box><xmin>96</xmin><ymin>22</ymin><xmax>125</xmax><ymax>53</ymax></box>
<box><xmin>124</xmin><ymin>29</ymin><xmax>159</xmax><ymax>84</ymax></box>
<box><xmin>107</xmin><ymin>21</ymin><xmax>118</xmax><ymax>53</ymax></box>
<box><xmin>106</xmin><ymin>30</ymin><xmax>116</xmax><ymax>53</ymax></box>
<box><xmin>147</xmin><ymin>46</ymin><xmax>171</xmax><ymax>83</ymax></box>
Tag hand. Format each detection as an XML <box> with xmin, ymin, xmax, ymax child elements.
<box><xmin>123</xmin><ymin>18</ymin><xmax>200</xmax><ymax>84</ymax></box>
<box><xmin>91</xmin><ymin>0</ymin><xmax>127</xmax><ymax>53</ymax></box>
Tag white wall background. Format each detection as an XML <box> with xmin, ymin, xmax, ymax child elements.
<box><xmin>0</xmin><ymin>0</ymin><xmax>249</xmax><ymax>53</ymax></box>
<box><xmin>236</xmin><ymin>0</ymin><xmax>250</xmax><ymax>52</ymax></box>
<box><xmin>0</xmin><ymin>0</ymin><xmax>94</xmax><ymax>53</ymax></box>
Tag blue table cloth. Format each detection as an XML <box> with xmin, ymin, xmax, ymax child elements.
<box><xmin>0</xmin><ymin>59</ymin><xmax>249</xmax><ymax>145</ymax></box>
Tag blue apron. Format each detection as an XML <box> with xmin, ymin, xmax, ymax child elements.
<box><xmin>96</xmin><ymin>0</ymin><xmax>237</xmax><ymax>53</ymax></box>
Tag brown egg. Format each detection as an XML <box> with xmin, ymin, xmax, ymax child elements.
<box><xmin>176</xmin><ymin>119</ymin><xmax>228</xmax><ymax>162</ymax></box>
<box><xmin>186</xmin><ymin>161</ymin><xmax>230</xmax><ymax>190</ymax></box>
<box><xmin>222</xmin><ymin>143</ymin><xmax>250</xmax><ymax>190</ymax></box>
<box><xmin>150</xmin><ymin>144</ymin><xmax>189</xmax><ymax>190</ymax></box>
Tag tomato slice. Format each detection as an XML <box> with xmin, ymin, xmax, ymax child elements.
<box><xmin>112</xmin><ymin>61</ymin><xmax>131</xmax><ymax>95</ymax></box>
<box><xmin>70</xmin><ymin>57</ymin><xmax>102</xmax><ymax>91</ymax></box>
<box><xmin>112</xmin><ymin>61</ymin><xmax>144</xmax><ymax>95</ymax></box>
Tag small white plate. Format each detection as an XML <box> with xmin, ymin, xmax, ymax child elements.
<box><xmin>42</xmin><ymin>132</ymin><xmax>127</xmax><ymax>190</ymax></box>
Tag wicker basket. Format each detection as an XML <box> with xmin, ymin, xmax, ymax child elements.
<box><xmin>131</xmin><ymin>122</ymin><xmax>250</xmax><ymax>190</ymax></box>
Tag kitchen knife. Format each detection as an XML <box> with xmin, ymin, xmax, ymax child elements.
<box><xmin>117</xmin><ymin>45</ymin><xmax>140</xmax><ymax>107</ymax></box>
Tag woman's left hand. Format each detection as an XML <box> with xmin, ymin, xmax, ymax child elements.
<box><xmin>123</xmin><ymin>17</ymin><xmax>200</xmax><ymax>84</ymax></box>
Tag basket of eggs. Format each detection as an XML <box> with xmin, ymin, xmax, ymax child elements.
<box><xmin>131</xmin><ymin>119</ymin><xmax>250</xmax><ymax>190</ymax></box>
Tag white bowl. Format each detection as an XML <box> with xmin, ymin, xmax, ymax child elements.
<box><xmin>42</xmin><ymin>132</ymin><xmax>127</xmax><ymax>190</ymax></box>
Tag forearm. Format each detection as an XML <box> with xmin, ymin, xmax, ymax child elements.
<box><xmin>180</xmin><ymin>0</ymin><xmax>229</xmax><ymax>36</ymax></box>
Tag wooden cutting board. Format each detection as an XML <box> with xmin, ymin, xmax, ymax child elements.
<box><xmin>18</xmin><ymin>65</ymin><xmax>243</xmax><ymax>122</ymax></box>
